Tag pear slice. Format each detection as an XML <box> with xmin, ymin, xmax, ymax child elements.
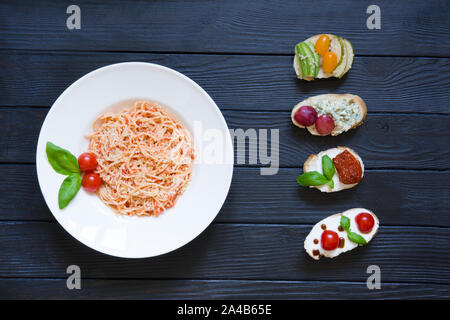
<box><xmin>332</xmin><ymin>37</ymin><xmax>348</xmax><ymax>78</ymax></box>
<box><xmin>342</xmin><ymin>38</ymin><xmax>354</xmax><ymax>76</ymax></box>
<box><xmin>329</xmin><ymin>35</ymin><xmax>343</xmax><ymax>67</ymax></box>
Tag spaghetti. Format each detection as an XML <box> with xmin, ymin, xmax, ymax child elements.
<box><xmin>88</xmin><ymin>100</ymin><xmax>194</xmax><ymax>216</ymax></box>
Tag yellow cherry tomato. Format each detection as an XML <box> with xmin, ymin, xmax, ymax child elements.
<box><xmin>314</xmin><ymin>35</ymin><xmax>330</xmax><ymax>56</ymax></box>
<box><xmin>322</xmin><ymin>51</ymin><xmax>338</xmax><ymax>73</ymax></box>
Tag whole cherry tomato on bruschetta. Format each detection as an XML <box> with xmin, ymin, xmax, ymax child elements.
<box><xmin>314</xmin><ymin>35</ymin><xmax>330</xmax><ymax>56</ymax></box>
<box><xmin>321</xmin><ymin>230</ymin><xmax>340</xmax><ymax>250</ymax></box>
<box><xmin>355</xmin><ymin>212</ymin><xmax>375</xmax><ymax>233</ymax></box>
<box><xmin>322</xmin><ymin>51</ymin><xmax>338</xmax><ymax>73</ymax></box>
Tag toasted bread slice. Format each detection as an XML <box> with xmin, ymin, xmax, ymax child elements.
<box><xmin>294</xmin><ymin>34</ymin><xmax>354</xmax><ymax>81</ymax></box>
<box><xmin>304</xmin><ymin>208</ymin><xmax>379</xmax><ymax>260</ymax></box>
<box><xmin>291</xmin><ymin>94</ymin><xmax>367</xmax><ymax>136</ymax></box>
<box><xmin>303</xmin><ymin>146</ymin><xmax>364</xmax><ymax>193</ymax></box>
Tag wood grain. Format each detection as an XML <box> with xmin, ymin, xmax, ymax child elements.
<box><xmin>0</xmin><ymin>222</ymin><xmax>449</xmax><ymax>284</ymax></box>
<box><xmin>1</xmin><ymin>52</ymin><xmax>449</xmax><ymax>113</ymax></box>
<box><xmin>1</xmin><ymin>279</ymin><xmax>449</xmax><ymax>299</ymax></box>
<box><xmin>225</xmin><ymin>111</ymin><xmax>450</xmax><ymax>169</ymax></box>
<box><xmin>1</xmin><ymin>108</ymin><xmax>448</xmax><ymax>170</ymax></box>
<box><xmin>0</xmin><ymin>0</ymin><xmax>448</xmax><ymax>56</ymax></box>
<box><xmin>2</xmin><ymin>165</ymin><xmax>449</xmax><ymax>227</ymax></box>
<box><xmin>0</xmin><ymin>108</ymin><xmax>45</xmax><ymax>163</ymax></box>
<box><xmin>1</xmin><ymin>0</ymin><xmax>449</xmax><ymax>299</ymax></box>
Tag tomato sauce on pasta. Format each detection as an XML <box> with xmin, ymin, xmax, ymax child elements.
<box><xmin>88</xmin><ymin>100</ymin><xmax>194</xmax><ymax>216</ymax></box>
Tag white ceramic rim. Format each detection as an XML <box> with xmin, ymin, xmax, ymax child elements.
<box><xmin>36</xmin><ymin>62</ymin><xmax>234</xmax><ymax>258</ymax></box>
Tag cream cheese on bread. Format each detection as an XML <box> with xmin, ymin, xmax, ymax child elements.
<box><xmin>304</xmin><ymin>208</ymin><xmax>379</xmax><ymax>260</ymax></box>
<box><xmin>303</xmin><ymin>146</ymin><xmax>364</xmax><ymax>193</ymax></box>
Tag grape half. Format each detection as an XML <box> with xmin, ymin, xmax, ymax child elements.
<box><xmin>294</xmin><ymin>106</ymin><xmax>318</xmax><ymax>126</ymax></box>
<box><xmin>315</xmin><ymin>114</ymin><xmax>335</xmax><ymax>135</ymax></box>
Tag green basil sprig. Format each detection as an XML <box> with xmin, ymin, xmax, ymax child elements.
<box><xmin>322</xmin><ymin>155</ymin><xmax>335</xmax><ymax>180</ymax></box>
<box><xmin>46</xmin><ymin>142</ymin><xmax>82</xmax><ymax>209</ymax></box>
<box><xmin>297</xmin><ymin>155</ymin><xmax>335</xmax><ymax>188</ymax></box>
<box><xmin>58</xmin><ymin>174</ymin><xmax>82</xmax><ymax>209</ymax></box>
<box><xmin>340</xmin><ymin>216</ymin><xmax>367</xmax><ymax>245</ymax></box>
<box><xmin>46</xmin><ymin>142</ymin><xmax>80</xmax><ymax>175</ymax></box>
<box><xmin>340</xmin><ymin>215</ymin><xmax>351</xmax><ymax>230</ymax></box>
<box><xmin>297</xmin><ymin>171</ymin><xmax>329</xmax><ymax>186</ymax></box>
<box><xmin>347</xmin><ymin>231</ymin><xmax>367</xmax><ymax>245</ymax></box>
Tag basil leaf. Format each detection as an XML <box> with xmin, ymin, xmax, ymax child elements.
<box><xmin>297</xmin><ymin>171</ymin><xmax>329</xmax><ymax>186</ymax></box>
<box><xmin>58</xmin><ymin>173</ymin><xmax>82</xmax><ymax>209</ymax></box>
<box><xmin>327</xmin><ymin>179</ymin><xmax>334</xmax><ymax>189</ymax></box>
<box><xmin>46</xmin><ymin>142</ymin><xmax>80</xmax><ymax>175</ymax></box>
<box><xmin>322</xmin><ymin>155</ymin><xmax>335</xmax><ymax>180</ymax></box>
<box><xmin>340</xmin><ymin>216</ymin><xmax>351</xmax><ymax>231</ymax></box>
<box><xmin>347</xmin><ymin>231</ymin><xmax>367</xmax><ymax>245</ymax></box>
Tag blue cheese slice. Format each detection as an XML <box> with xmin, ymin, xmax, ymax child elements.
<box><xmin>291</xmin><ymin>94</ymin><xmax>367</xmax><ymax>136</ymax></box>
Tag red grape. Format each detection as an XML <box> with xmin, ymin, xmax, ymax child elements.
<box><xmin>294</xmin><ymin>106</ymin><xmax>317</xmax><ymax>126</ymax></box>
<box><xmin>315</xmin><ymin>114</ymin><xmax>335</xmax><ymax>135</ymax></box>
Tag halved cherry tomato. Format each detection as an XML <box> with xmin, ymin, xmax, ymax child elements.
<box><xmin>322</xmin><ymin>51</ymin><xmax>338</xmax><ymax>73</ymax></box>
<box><xmin>82</xmin><ymin>172</ymin><xmax>102</xmax><ymax>192</ymax></box>
<box><xmin>78</xmin><ymin>153</ymin><xmax>98</xmax><ymax>172</ymax></box>
<box><xmin>315</xmin><ymin>35</ymin><xmax>330</xmax><ymax>56</ymax></box>
<box><xmin>355</xmin><ymin>213</ymin><xmax>375</xmax><ymax>233</ymax></box>
<box><xmin>321</xmin><ymin>230</ymin><xmax>339</xmax><ymax>251</ymax></box>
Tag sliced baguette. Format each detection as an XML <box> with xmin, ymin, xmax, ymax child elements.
<box><xmin>303</xmin><ymin>146</ymin><xmax>364</xmax><ymax>193</ymax></box>
<box><xmin>291</xmin><ymin>94</ymin><xmax>367</xmax><ymax>136</ymax></box>
<box><xmin>293</xmin><ymin>34</ymin><xmax>353</xmax><ymax>80</ymax></box>
<box><xmin>304</xmin><ymin>208</ymin><xmax>379</xmax><ymax>260</ymax></box>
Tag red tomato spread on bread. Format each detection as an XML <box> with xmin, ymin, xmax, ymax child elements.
<box><xmin>332</xmin><ymin>150</ymin><xmax>362</xmax><ymax>184</ymax></box>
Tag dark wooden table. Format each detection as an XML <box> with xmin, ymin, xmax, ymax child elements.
<box><xmin>1</xmin><ymin>0</ymin><xmax>449</xmax><ymax>299</ymax></box>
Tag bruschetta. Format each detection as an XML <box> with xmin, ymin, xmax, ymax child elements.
<box><xmin>293</xmin><ymin>34</ymin><xmax>354</xmax><ymax>81</ymax></box>
<box><xmin>297</xmin><ymin>146</ymin><xmax>364</xmax><ymax>193</ymax></box>
<box><xmin>291</xmin><ymin>94</ymin><xmax>367</xmax><ymax>136</ymax></box>
<box><xmin>304</xmin><ymin>208</ymin><xmax>379</xmax><ymax>260</ymax></box>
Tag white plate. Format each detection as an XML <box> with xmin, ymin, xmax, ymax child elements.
<box><xmin>36</xmin><ymin>62</ymin><xmax>234</xmax><ymax>258</ymax></box>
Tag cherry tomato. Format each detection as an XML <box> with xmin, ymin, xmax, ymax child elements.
<box><xmin>322</xmin><ymin>51</ymin><xmax>338</xmax><ymax>73</ymax></box>
<box><xmin>314</xmin><ymin>35</ymin><xmax>330</xmax><ymax>56</ymax></box>
<box><xmin>321</xmin><ymin>230</ymin><xmax>339</xmax><ymax>251</ymax></box>
<box><xmin>294</xmin><ymin>106</ymin><xmax>317</xmax><ymax>126</ymax></box>
<box><xmin>355</xmin><ymin>213</ymin><xmax>375</xmax><ymax>233</ymax></box>
<box><xmin>78</xmin><ymin>153</ymin><xmax>98</xmax><ymax>172</ymax></box>
<box><xmin>315</xmin><ymin>114</ymin><xmax>335</xmax><ymax>135</ymax></box>
<box><xmin>82</xmin><ymin>173</ymin><xmax>102</xmax><ymax>192</ymax></box>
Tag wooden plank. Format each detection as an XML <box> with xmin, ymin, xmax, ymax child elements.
<box><xmin>1</xmin><ymin>108</ymin><xmax>449</xmax><ymax>170</ymax></box>
<box><xmin>0</xmin><ymin>222</ymin><xmax>449</xmax><ymax>283</ymax></box>
<box><xmin>1</xmin><ymin>52</ymin><xmax>449</xmax><ymax>113</ymax></box>
<box><xmin>225</xmin><ymin>111</ymin><xmax>450</xmax><ymax>169</ymax></box>
<box><xmin>222</xmin><ymin>168</ymin><xmax>450</xmax><ymax>226</ymax></box>
<box><xmin>0</xmin><ymin>108</ymin><xmax>45</xmax><ymax>163</ymax></box>
<box><xmin>0</xmin><ymin>0</ymin><xmax>448</xmax><ymax>56</ymax></box>
<box><xmin>2</xmin><ymin>165</ymin><xmax>450</xmax><ymax>227</ymax></box>
<box><xmin>1</xmin><ymin>278</ymin><xmax>449</xmax><ymax>299</ymax></box>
